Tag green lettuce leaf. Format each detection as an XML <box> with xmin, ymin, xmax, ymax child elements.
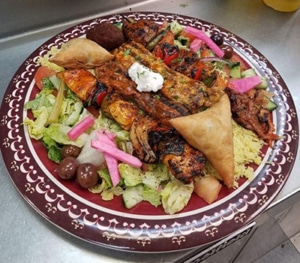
<box><xmin>161</xmin><ymin>179</ymin><xmax>194</xmax><ymax>215</ymax></box>
<box><xmin>42</xmin><ymin>134</ymin><xmax>62</xmax><ymax>163</ymax></box>
<box><xmin>142</xmin><ymin>186</ymin><xmax>161</xmax><ymax>207</ymax></box>
<box><xmin>24</xmin><ymin>106</ymin><xmax>49</xmax><ymax>140</ymax></box>
<box><xmin>44</xmin><ymin>123</ymin><xmax>88</xmax><ymax>147</ymax></box>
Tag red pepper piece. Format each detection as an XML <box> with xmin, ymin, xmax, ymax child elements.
<box><xmin>91</xmin><ymin>81</ymin><xmax>108</xmax><ymax>107</ymax></box>
<box><xmin>95</xmin><ymin>91</ymin><xmax>107</xmax><ymax>106</ymax></box>
<box><xmin>153</xmin><ymin>43</ymin><xmax>179</xmax><ymax>66</ymax></box>
<box><xmin>191</xmin><ymin>63</ymin><xmax>204</xmax><ymax>80</ymax></box>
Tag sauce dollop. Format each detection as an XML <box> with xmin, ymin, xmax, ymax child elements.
<box><xmin>128</xmin><ymin>62</ymin><xmax>164</xmax><ymax>92</ymax></box>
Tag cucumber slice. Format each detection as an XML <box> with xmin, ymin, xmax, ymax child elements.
<box><xmin>241</xmin><ymin>68</ymin><xmax>256</xmax><ymax>78</ymax></box>
<box><xmin>266</xmin><ymin>99</ymin><xmax>278</xmax><ymax>111</ymax></box>
<box><xmin>241</xmin><ymin>69</ymin><xmax>268</xmax><ymax>89</ymax></box>
<box><xmin>255</xmin><ymin>76</ymin><xmax>268</xmax><ymax>89</ymax></box>
<box><xmin>170</xmin><ymin>21</ymin><xmax>183</xmax><ymax>36</ymax></box>
<box><xmin>230</xmin><ymin>62</ymin><xmax>241</xmax><ymax>78</ymax></box>
<box><xmin>177</xmin><ymin>36</ymin><xmax>190</xmax><ymax>47</ymax></box>
<box><xmin>146</xmin><ymin>26</ymin><xmax>169</xmax><ymax>50</ymax></box>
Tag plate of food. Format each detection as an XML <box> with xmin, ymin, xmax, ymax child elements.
<box><xmin>0</xmin><ymin>12</ymin><xmax>298</xmax><ymax>252</ymax></box>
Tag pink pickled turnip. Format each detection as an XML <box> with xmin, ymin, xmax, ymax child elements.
<box><xmin>92</xmin><ymin>129</ymin><xmax>143</xmax><ymax>186</ymax></box>
<box><xmin>229</xmin><ymin>75</ymin><xmax>262</xmax><ymax>93</ymax></box>
<box><xmin>95</xmin><ymin>130</ymin><xmax>121</xmax><ymax>187</ymax></box>
<box><xmin>68</xmin><ymin>115</ymin><xmax>94</xmax><ymax>140</ymax></box>
<box><xmin>190</xmin><ymin>38</ymin><xmax>203</xmax><ymax>52</ymax></box>
<box><xmin>92</xmin><ymin>140</ymin><xmax>143</xmax><ymax>168</ymax></box>
<box><xmin>184</xmin><ymin>26</ymin><xmax>224</xmax><ymax>58</ymax></box>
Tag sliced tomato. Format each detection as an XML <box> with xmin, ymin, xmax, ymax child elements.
<box><xmin>34</xmin><ymin>66</ymin><xmax>56</xmax><ymax>90</ymax></box>
<box><xmin>163</xmin><ymin>52</ymin><xmax>179</xmax><ymax>66</ymax></box>
<box><xmin>153</xmin><ymin>43</ymin><xmax>179</xmax><ymax>67</ymax></box>
<box><xmin>179</xmin><ymin>30</ymin><xmax>196</xmax><ymax>42</ymax></box>
<box><xmin>153</xmin><ymin>45</ymin><xmax>164</xmax><ymax>59</ymax></box>
<box><xmin>94</xmin><ymin>91</ymin><xmax>107</xmax><ymax>106</ymax></box>
<box><xmin>201</xmin><ymin>47</ymin><xmax>213</xmax><ymax>58</ymax></box>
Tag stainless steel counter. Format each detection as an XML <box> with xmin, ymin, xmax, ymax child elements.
<box><xmin>0</xmin><ymin>0</ymin><xmax>299</xmax><ymax>262</ymax></box>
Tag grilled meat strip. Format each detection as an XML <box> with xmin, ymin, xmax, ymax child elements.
<box><xmin>129</xmin><ymin>115</ymin><xmax>206</xmax><ymax>183</ymax></box>
<box><xmin>162</xmin><ymin>138</ymin><xmax>206</xmax><ymax>183</ymax></box>
<box><xmin>130</xmin><ymin>115</ymin><xmax>161</xmax><ymax>163</ymax></box>
<box><xmin>58</xmin><ymin>69</ymin><xmax>98</xmax><ymax>103</ymax></box>
<box><xmin>225</xmin><ymin>88</ymin><xmax>279</xmax><ymax>146</ymax></box>
<box><xmin>169</xmin><ymin>48</ymin><xmax>203</xmax><ymax>79</ymax></box>
<box><xmin>112</xmin><ymin>41</ymin><xmax>224</xmax><ymax>113</ymax></box>
<box><xmin>101</xmin><ymin>92</ymin><xmax>141</xmax><ymax>131</ymax></box>
<box><xmin>122</xmin><ymin>18</ymin><xmax>164</xmax><ymax>48</ymax></box>
<box><xmin>96</xmin><ymin>60</ymin><xmax>190</xmax><ymax>125</ymax></box>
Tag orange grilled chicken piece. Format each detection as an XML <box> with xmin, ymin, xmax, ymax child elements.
<box><xmin>58</xmin><ymin>69</ymin><xmax>97</xmax><ymax>103</ymax></box>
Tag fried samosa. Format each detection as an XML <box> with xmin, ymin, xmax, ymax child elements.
<box><xmin>169</xmin><ymin>94</ymin><xmax>234</xmax><ymax>188</ymax></box>
<box><xmin>49</xmin><ymin>38</ymin><xmax>114</xmax><ymax>69</ymax></box>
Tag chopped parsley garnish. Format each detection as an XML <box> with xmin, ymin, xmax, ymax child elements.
<box><xmin>124</xmin><ymin>49</ymin><xmax>131</xmax><ymax>56</ymax></box>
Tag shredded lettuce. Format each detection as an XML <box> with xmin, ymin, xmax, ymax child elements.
<box><xmin>60</xmin><ymin>100</ymin><xmax>83</xmax><ymax>126</ymax></box>
<box><xmin>161</xmin><ymin>178</ymin><xmax>194</xmax><ymax>215</ymax></box>
<box><xmin>44</xmin><ymin>123</ymin><xmax>88</xmax><ymax>147</ymax></box>
<box><xmin>117</xmin><ymin>163</ymin><xmax>173</xmax><ymax>210</ymax></box>
<box><xmin>42</xmin><ymin>134</ymin><xmax>62</xmax><ymax>163</ymax></box>
<box><xmin>89</xmin><ymin>169</ymin><xmax>123</xmax><ymax>201</ymax></box>
<box><xmin>123</xmin><ymin>185</ymin><xmax>144</xmax><ymax>209</ymax></box>
<box><xmin>25</xmin><ymin>93</ymin><xmax>54</xmax><ymax>112</ymax></box>
<box><xmin>119</xmin><ymin>164</ymin><xmax>143</xmax><ymax>187</ymax></box>
<box><xmin>24</xmin><ymin>107</ymin><xmax>49</xmax><ymax>140</ymax></box>
<box><xmin>24</xmin><ymin>76</ymin><xmax>92</xmax><ymax>162</ymax></box>
<box><xmin>142</xmin><ymin>186</ymin><xmax>161</xmax><ymax>207</ymax></box>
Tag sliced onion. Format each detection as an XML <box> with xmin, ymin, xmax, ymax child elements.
<box><xmin>200</xmin><ymin>57</ymin><xmax>231</xmax><ymax>65</ymax></box>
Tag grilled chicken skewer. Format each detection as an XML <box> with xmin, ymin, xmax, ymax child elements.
<box><xmin>96</xmin><ymin>60</ymin><xmax>190</xmax><ymax>125</ymax></box>
<box><xmin>112</xmin><ymin>41</ymin><xmax>224</xmax><ymax>113</ymax></box>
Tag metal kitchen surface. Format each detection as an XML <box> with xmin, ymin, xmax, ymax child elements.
<box><xmin>0</xmin><ymin>0</ymin><xmax>154</xmax><ymax>39</ymax></box>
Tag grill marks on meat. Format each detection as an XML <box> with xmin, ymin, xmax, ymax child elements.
<box><xmin>170</xmin><ymin>48</ymin><xmax>201</xmax><ymax>78</ymax></box>
<box><xmin>162</xmin><ymin>141</ymin><xmax>206</xmax><ymax>183</ymax></box>
<box><xmin>130</xmin><ymin>116</ymin><xmax>161</xmax><ymax>163</ymax></box>
<box><xmin>129</xmin><ymin>115</ymin><xmax>206</xmax><ymax>183</ymax></box>
<box><xmin>122</xmin><ymin>19</ymin><xmax>162</xmax><ymax>47</ymax></box>
<box><xmin>225</xmin><ymin>88</ymin><xmax>279</xmax><ymax>146</ymax></box>
<box><xmin>113</xmin><ymin>41</ymin><xmax>223</xmax><ymax>113</ymax></box>
<box><xmin>121</xmin><ymin>19</ymin><xmax>278</xmax><ymax>146</ymax></box>
<box><xmin>96</xmin><ymin>60</ymin><xmax>189</xmax><ymax>125</ymax></box>
<box><xmin>94</xmin><ymin>44</ymin><xmax>212</xmax><ymax>182</ymax></box>
<box><xmin>96</xmin><ymin>61</ymin><xmax>207</xmax><ymax>182</ymax></box>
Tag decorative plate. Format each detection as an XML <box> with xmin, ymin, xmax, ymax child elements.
<box><xmin>0</xmin><ymin>12</ymin><xmax>298</xmax><ymax>252</ymax></box>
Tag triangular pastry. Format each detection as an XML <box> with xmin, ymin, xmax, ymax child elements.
<box><xmin>50</xmin><ymin>38</ymin><xmax>114</xmax><ymax>69</ymax></box>
<box><xmin>169</xmin><ymin>94</ymin><xmax>234</xmax><ymax>188</ymax></box>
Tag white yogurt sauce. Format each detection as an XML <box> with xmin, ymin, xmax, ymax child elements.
<box><xmin>128</xmin><ymin>62</ymin><xmax>164</xmax><ymax>92</ymax></box>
